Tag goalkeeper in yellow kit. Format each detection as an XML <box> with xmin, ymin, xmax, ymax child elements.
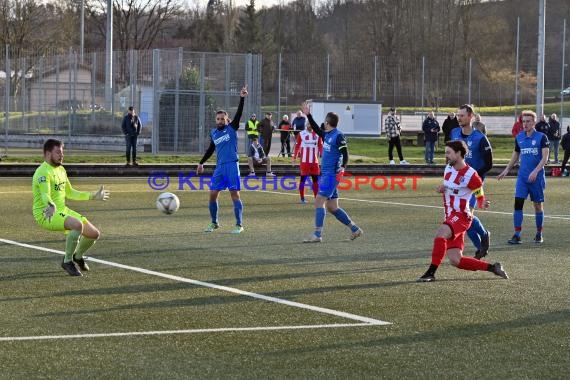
<box><xmin>32</xmin><ymin>139</ymin><xmax>110</xmax><ymax>276</ymax></box>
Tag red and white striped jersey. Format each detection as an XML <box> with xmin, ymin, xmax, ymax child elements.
<box><xmin>442</xmin><ymin>164</ymin><xmax>483</xmax><ymax>217</ymax></box>
<box><xmin>294</xmin><ymin>130</ymin><xmax>323</xmax><ymax>164</ymax></box>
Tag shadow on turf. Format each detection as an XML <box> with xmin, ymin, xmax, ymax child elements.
<box><xmin>266</xmin><ymin>309</ymin><xmax>570</xmax><ymax>355</ymax></box>
<box><xmin>34</xmin><ymin>276</ymin><xmax>498</xmax><ymax>318</ymax></box>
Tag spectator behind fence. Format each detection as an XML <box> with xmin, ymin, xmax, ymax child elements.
<box><xmin>291</xmin><ymin>110</ymin><xmax>307</xmax><ymax>137</ymax></box>
<box><xmin>561</xmin><ymin>126</ymin><xmax>570</xmax><ymax>176</ymax></box>
<box><xmin>548</xmin><ymin>113</ymin><xmax>561</xmax><ymax>164</ymax></box>
<box><xmin>511</xmin><ymin>114</ymin><xmax>524</xmax><ymax>137</ymax></box>
<box><xmin>472</xmin><ymin>113</ymin><xmax>487</xmax><ymax>135</ymax></box>
<box><xmin>535</xmin><ymin>114</ymin><xmax>549</xmax><ymax>135</ymax></box>
<box><xmin>278</xmin><ymin>115</ymin><xmax>292</xmax><ymax>157</ymax></box>
<box><xmin>442</xmin><ymin>112</ymin><xmax>459</xmax><ymax>142</ymax></box>
<box><xmin>246</xmin><ymin>113</ymin><xmax>259</xmax><ymax>145</ymax></box>
<box><xmin>259</xmin><ymin>112</ymin><xmax>274</xmax><ymax>155</ymax></box>
<box><xmin>384</xmin><ymin>107</ymin><xmax>409</xmax><ymax>165</ymax></box>
<box><xmin>422</xmin><ymin>111</ymin><xmax>440</xmax><ymax>165</ymax></box>
<box><xmin>121</xmin><ymin>106</ymin><xmax>142</xmax><ymax>167</ymax></box>
<box><xmin>247</xmin><ymin>137</ymin><xmax>275</xmax><ymax>177</ymax></box>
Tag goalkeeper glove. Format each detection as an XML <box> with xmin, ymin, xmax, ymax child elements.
<box><xmin>43</xmin><ymin>203</ymin><xmax>56</xmax><ymax>222</ymax></box>
<box><xmin>91</xmin><ymin>185</ymin><xmax>110</xmax><ymax>201</ymax></box>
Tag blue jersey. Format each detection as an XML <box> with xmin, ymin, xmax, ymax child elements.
<box><xmin>515</xmin><ymin>130</ymin><xmax>549</xmax><ymax>182</ymax></box>
<box><xmin>450</xmin><ymin>127</ymin><xmax>491</xmax><ymax>173</ymax></box>
<box><xmin>210</xmin><ymin>126</ymin><xmax>239</xmax><ymax>165</ymax></box>
<box><xmin>321</xmin><ymin>128</ymin><xmax>347</xmax><ymax>175</ymax></box>
<box><xmin>200</xmin><ymin>97</ymin><xmax>244</xmax><ymax>166</ymax></box>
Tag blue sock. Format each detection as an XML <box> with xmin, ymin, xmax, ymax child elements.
<box><xmin>466</xmin><ymin>226</ymin><xmax>482</xmax><ymax>250</ymax></box>
<box><xmin>470</xmin><ymin>216</ymin><xmax>487</xmax><ymax>236</ymax></box>
<box><xmin>332</xmin><ymin>208</ymin><xmax>352</xmax><ymax>226</ymax></box>
<box><xmin>314</xmin><ymin>207</ymin><xmax>326</xmax><ymax>237</ymax></box>
<box><xmin>535</xmin><ymin>211</ymin><xmax>544</xmax><ymax>233</ymax></box>
<box><xmin>233</xmin><ymin>199</ymin><xmax>243</xmax><ymax>226</ymax></box>
<box><xmin>209</xmin><ymin>201</ymin><xmax>218</xmax><ymax>224</ymax></box>
<box><xmin>514</xmin><ymin>210</ymin><xmax>523</xmax><ymax>236</ymax></box>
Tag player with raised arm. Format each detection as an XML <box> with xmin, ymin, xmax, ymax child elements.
<box><xmin>197</xmin><ymin>85</ymin><xmax>248</xmax><ymax>234</ymax></box>
<box><xmin>450</xmin><ymin>104</ymin><xmax>493</xmax><ymax>259</ymax></box>
<box><xmin>293</xmin><ymin>122</ymin><xmax>323</xmax><ymax>204</ymax></box>
<box><xmin>32</xmin><ymin>139</ymin><xmax>110</xmax><ymax>276</ymax></box>
<box><xmin>417</xmin><ymin>140</ymin><xmax>508</xmax><ymax>282</ymax></box>
<box><xmin>497</xmin><ymin>110</ymin><xmax>549</xmax><ymax>244</ymax></box>
<box><xmin>301</xmin><ymin>101</ymin><xmax>363</xmax><ymax>242</ymax></box>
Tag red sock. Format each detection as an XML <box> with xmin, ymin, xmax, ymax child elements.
<box><xmin>458</xmin><ymin>257</ymin><xmax>489</xmax><ymax>271</ymax></box>
<box><xmin>431</xmin><ymin>237</ymin><xmax>447</xmax><ymax>266</ymax></box>
<box><xmin>299</xmin><ymin>177</ymin><xmax>305</xmax><ymax>199</ymax></box>
<box><xmin>312</xmin><ymin>175</ymin><xmax>319</xmax><ymax>197</ymax></box>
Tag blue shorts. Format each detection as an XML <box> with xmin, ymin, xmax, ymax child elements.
<box><xmin>318</xmin><ymin>174</ymin><xmax>339</xmax><ymax>199</ymax></box>
<box><xmin>515</xmin><ymin>176</ymin><xmax>545</xmax><ymax>203</ymax></box>
<box><xmin>211</xmin><ymin>162</ymin><xmax>241</xmax><ymax>191</ymax></box>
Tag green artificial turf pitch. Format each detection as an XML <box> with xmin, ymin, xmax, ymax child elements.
<box><xmin>1</xmin><ymin>176</ymin><xmax>569</xmax><ymax>379</ymax></box>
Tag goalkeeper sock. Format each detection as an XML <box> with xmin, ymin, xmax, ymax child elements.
<box><xmin>74</xmin><ymin>236</ymin><xmax>97</xmax><ymax>259</ymax></box>
<box><xmin>64</xmin><ymin>229</ymin><xmax>81</xmax><ymax>263</ymax></box>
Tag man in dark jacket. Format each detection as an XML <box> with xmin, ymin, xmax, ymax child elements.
<box><xmin>441</xmin><ymin>112</ymin><xmax>459</xmax><ymax>143</ymax></box>
<box><xmin>548</xmin><ymin>113</ymin><xmax>561</xmax><ymax>163</ymax></box>
<box><xmin>422</xmin><ymin>111</ymin><xmax>440</xmax><ymax>164</ymax></box>
<box><xmin>259</xmin><ymin>113</ymin><xmax>274</xmax><ymax>156</ymax></box>
<box><xmin>560</xmin><ymin>126</ymin><xmax>570</xmax><ymax>176</ymax></box>
<box><xmin>535</xmin><ymin>114</ymin><xmax>549</xmax><ymax>135</ymax></box>
<box><xmin>121</xmin><ymin>106</ymin><xmax>142</xmax><ymax>166</ymax></box>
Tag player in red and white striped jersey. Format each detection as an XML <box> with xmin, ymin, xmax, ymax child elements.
<box><xmin>293</xmin><ymin>123</ymin><xmax>323</xmax><ymax>203</ymax></box>
<box><xmin>418</xmin><ymin>140</ymin><xmax>509</xmax><ymax>282</ymax></box>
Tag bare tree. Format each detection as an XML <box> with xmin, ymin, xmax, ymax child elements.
<box><xmin>87</xmin><ymin>0</ymin><xmax>184</xmax><ymax>52</ymax></box>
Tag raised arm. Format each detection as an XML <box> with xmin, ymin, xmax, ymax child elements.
<box><xmin>301</xmin><ymin>101</ymin><xmax>324</xmax><ymax>138</ymax></box>
<box><xmin>230</xmin><ymin>86</ymin><xmax>248</xmax><ymax>130</ymax></box>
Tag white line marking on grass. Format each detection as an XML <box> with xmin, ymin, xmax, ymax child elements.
<box><xmin>0</xmin><ymin>238</ymin><xmax>390</xmax><ymax>326</ymax></box>
<box><xmin>0</xmin><ymin>322</ymin><xmax>382</xmax><ymax>342</ymax></box>
<box><xmin>256</xmin><ymin>190</ymin><xmax>570</xmax><ymax>221</ymax></box>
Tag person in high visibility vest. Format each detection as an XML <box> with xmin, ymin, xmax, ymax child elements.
<box><xmin>246</xmin><ymin>113</ymin><xmax>260</xmax><ymax>144</ymax></box>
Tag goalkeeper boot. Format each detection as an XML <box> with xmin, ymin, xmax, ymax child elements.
<box><xmin>61</xmin><ymin>260</ymin><xmax>82</xmax><ymax>277</ymax></box>
<box><xmin>73</xmin><ymin>255</ymin><xmax>90</xmax><ymax>272</ymax></box>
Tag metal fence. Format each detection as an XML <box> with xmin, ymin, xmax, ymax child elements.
<box><xmin>0</xmin><ymin>48</ymin><xmax>262</xmax><ymax>154</ymax></box>
<box><xmin>1</xmin><ymin>22</ymin><xmax>569</xmax><ymax>156</ymax></box>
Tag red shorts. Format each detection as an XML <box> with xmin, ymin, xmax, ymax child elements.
<box><xmin>300</xmin><ymin>162</ymin><xmax>320</xmax><ymax>176</ymax></box>
<box><xmin>443</xmin><ymin>211</ymin><xmax>472</xmax><ymax>251</ymax></box>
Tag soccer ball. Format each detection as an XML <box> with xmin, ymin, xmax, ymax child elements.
<box><xmin>156</xmin><ymin>192</ymin><xmax>180</xmax><ymax>215</ymax></box>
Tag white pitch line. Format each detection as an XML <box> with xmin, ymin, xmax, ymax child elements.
<box><xmin>0</xmin><ymin>322</ymin><xmax>382</xmax><ymax>342</ymax></box>
<box><xmin>0</xmin><ymin>238</ymin><xmax>389</xmax><ymax>326</ymax></box>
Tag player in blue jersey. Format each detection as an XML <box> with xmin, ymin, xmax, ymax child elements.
<box><xmin>300</xmin><ymin>101</ymin><xmax>363</xmax><ymax>243</ymax></box>
<box><xmin>451</xmin><ymin>104</ymin><xmax>493</xmax><ymax>259</ymax></box>
<box><xmin>197</xmin><ymin>85</ymin><xmax>248</xmax><ymax>234</ymax></box>
<box><xmin>497</xmin><ymin>110</ymin><xmax>549</xmax><ymax>244</ymax></box>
